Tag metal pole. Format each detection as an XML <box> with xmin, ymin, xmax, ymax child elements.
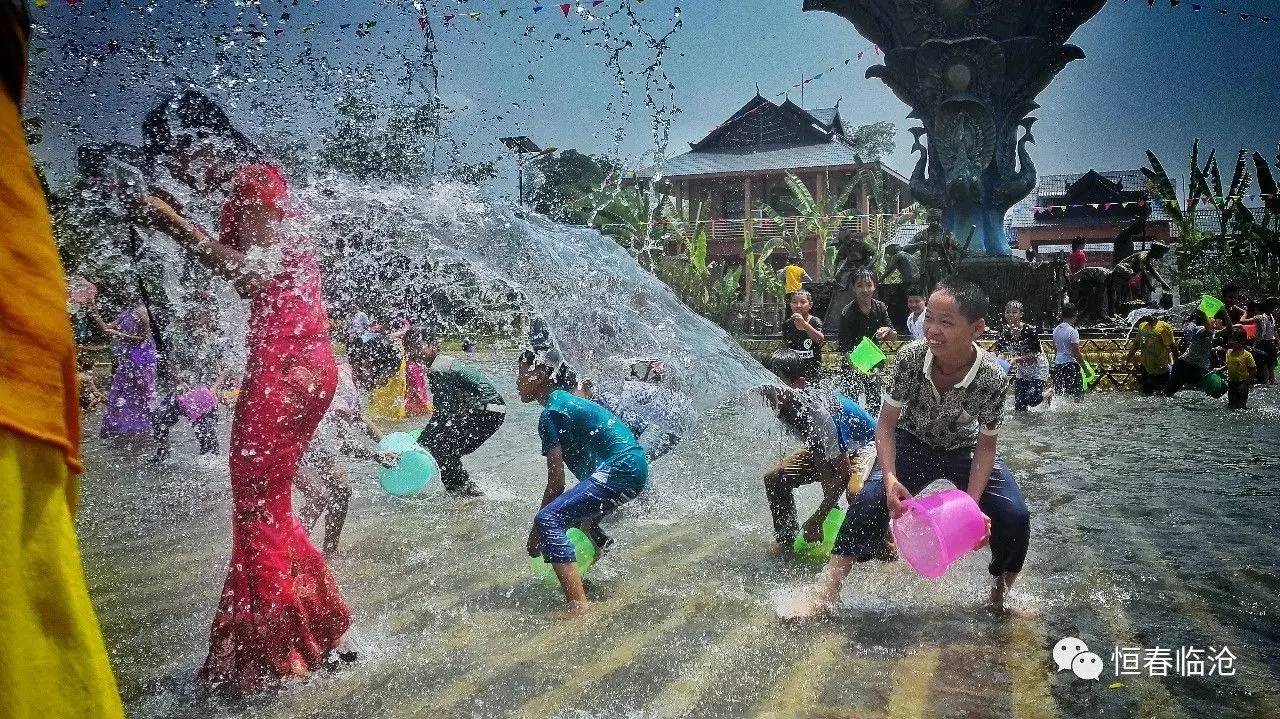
<box><xmin>517</xmin><ymin>157</ymin><xmax>524</xmax><ymax>206</ymax></box>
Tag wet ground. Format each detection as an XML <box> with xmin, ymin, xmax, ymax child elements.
<box><xmin>78</xmin><ymin>356</ymin><xmax>1280</xmax><ymax>718</ymax></box>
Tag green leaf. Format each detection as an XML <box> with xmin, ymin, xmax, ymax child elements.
<box><xmin>1228</xmin><ymin>148</ymin><xmax>1251</xmax><ymax>203</ymax></box>
<box><xmin>1206</xmin><ymin>152</ymin><xmax>1223</xmax><ymax>202</ymax></box>
<box><xmin>1254</xmin><ymin>150</ymin><xmax>1280</xmax><ymax>214</ymax></box>
<box><xmin>1142</xmin><ymin>150</ymin><xmax>1185</xmax><ymax>225</ymax></box>
<box><xmin>1142</xmin><ymin>150</ymin><xmax>1176</xmax><ymax>199</ymax></box>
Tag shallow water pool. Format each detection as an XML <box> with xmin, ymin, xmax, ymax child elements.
<box><xmin>77</xmin><ymin>357</ymin><xmax>1280</xmax><ymax>718</ymax></box>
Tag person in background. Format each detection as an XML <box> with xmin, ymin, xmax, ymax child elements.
<box><xmin>518</xmin><ymin>348</ymin><xmax>648</xmax><ymax>615</ymax></box>
<box><xmin>994</xmin><ymin>300</ymin><xmax>1050</xmax><ymax>412</ymax></box>
<box><xmin>879</xmin><ymin>244</ymin><xmax>921</xmax><ymax>291</ymax></box>
<box><xmin>789</xmin><ymin>278</ymin><xmax>1027</xmax><ymax>618</ymax></box>
<box><xmin>1223</xmin><ymin>285</ymin><xmax>1247</xmax><ymax>327</ymax></box>
<box><xmin>576</xmin><ymin>357</ymin><xmax>689</xmax><ymax>552</ymax></box>
<box><xmin>777</xmin><ymin>253</ymin><xmax>812</xmax><ymax>300</ymax></box>
<box><xmin>404</xmin><ymin>327</ymin><xmax>506</xmax><ymax>498</ymax></box>
<box><xmin>1115</xmin><ymin>242</ymin><xmax>1171</xmax><ymax>305</ymax></box>
<box><xmin>93</xmin><ymin>298</ymin><xmax>157</xmax><ymax>438</ymax></box>
<box><xmin>77</xmin><ymin>353</ymin><xmax>106</xmax><ymax>411</ymax></box>
<box><xmin>584</xmin><ymin>358</ymin><xmax>688</xmax><ymax>464</ymax></box>
<box><xmin>905</xmin><ymin>289</ymin><xmax>927</xmax><ymax>341</ymax></box>
<box><xmin>1068</xmin><ymin>237</ymin><xmax>1088</xmax><ymax>276</ymax></box>
<box><xmin>1126</xmin><ymin>314</ymin><xmax>1175</xmax><ymax>395</ymax></box>
<box><xmin>756</xmin><ymin>349</ymin><xmax>853</xmax><ymax>551</ymax></box>
<box><xmin>781</xmin><ymin>289</ymin><xmax>826</xmax><ymax>382</ymax></box>
<box><xmin>296</xmin><ymin>338</ymin><xmax>400</xmax><ymax>555</ymax></box>
<box><xmin>1165</xmin><ymin>310</ymin><xmax>1217</xmax><ymax>397</ymax></box>
<box><xmin>140</xmin><ymin>89</ymin><xmax>352</xmax><ymax>692</ymax></box>
<box><xmin>1051</xmin><ymin>303</ymin><xmax>1084</xmax><ymax>401</ymax></box>
<box><xmin>0</xmin><ymin>1</ymin><xmax>126</xmax><ymax>713</ymax></box>
<box><xmin>150</xmin><ymin>290</ymin><xmax>226</xmax><ymax>461</ymax></box>
<box><xmin>1244</xmin><ymin>298</ymin><xmax>1276</xmax><ymax>385</ymax></box>
<box><xmin>404</xmin><ymin>353</ymin><xmax>433</xmax><ymax>419</ymax></box>
<box><xmin>346</xmin><ymin>309</ymin><xmax>373</xmax><ymax>344</ymax></box>
<box><xmin>837</xmin><ymin>270</ymin><xmax>898</xmax><ymax>413</ymax></box>
<box><xmin>366</xmin><ymin>330</ymin><xmax>408</xmax><ymax>421</ymax></box>
<box><xmin>1223</xmin><ymin>329</ymin><xmax>1256</xmax><ymax>410</ymax></box>
<box><xmin>1269</xmin><ymin>297</ymin><xmax>1280</xmax><ymax>384</ymax></box>
<box><xmin>776</xmin><ymin>253</ymin><xmax>812</xmax><ymax>325</ymax></box>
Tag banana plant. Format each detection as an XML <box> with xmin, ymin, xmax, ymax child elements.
<box><xmin>760</xmin><ymin>170</ymin><xmax>862</xmax><ymax>279</ymax></box>
<box><xmin>1143</xmin><ymin>146</ymin><xmax>1200</xmax><ymax>248</ymax></box>
<box><xmin>1145</xmin><ymin>140</ymin><xmax>1280</xmax><ymax>297</ymax></box>
<box><xmin>581</xmin><ymin>183</ymin><xmax>677</xmax><ymax>269</ymax></box>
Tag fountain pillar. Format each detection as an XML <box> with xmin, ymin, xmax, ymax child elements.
<box><xmin>802</xmin><ymin>0</ymin><xmax>1107</xmax><ymax>258</ymax></box>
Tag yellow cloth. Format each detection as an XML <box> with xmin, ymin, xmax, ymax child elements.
<box><xmin>0</xmin><ymin>87</ymin><xmax>81</xmax><ymax>472</ymax></box>
<box><xmin>367</xmin><ymin>359</ymin><xmax>407</xmax><ymax>420</ymax></box>
<box><xmin>783</xmin><ymin>264</ymin><xmax>806</xmax><ymax>295</ymax></box>
<box><xmin>1226</xmin><ymin>348</ymin><xmax>1256</xmax><ymax>382</ymax></box>
<box><xmin>0</xmin><ymin>428</ymin><xmax>124</xmax><ymax>719</ymax></box>
<box><xmin>1136</xmin><ymin>320</ymin><xmax>1175</xmax><ymax>374</ymax></box>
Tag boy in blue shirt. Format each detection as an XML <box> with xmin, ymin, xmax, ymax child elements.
<box><xmin>517</xmin><ymin>348</ymin><xmax>649</xmax><ymax>615</ymax></box>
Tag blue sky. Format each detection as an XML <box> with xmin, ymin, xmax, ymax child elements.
<box><xmin>27</xmin><ymin>0</ymin><xmax>1280</xmax><ymax>198</ymax></box>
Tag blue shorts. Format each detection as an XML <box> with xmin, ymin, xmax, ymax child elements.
<box><xmin>534</xmin><ymin>474</ymin><xmax>639</xmax><ymax>564</ymax></box>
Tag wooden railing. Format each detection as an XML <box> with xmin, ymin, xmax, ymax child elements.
<box><xmin>680</xmin><ymin>215</ymin><xmax>871</xmax><ymax>256</ymax></box>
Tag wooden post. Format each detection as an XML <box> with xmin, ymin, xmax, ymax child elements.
<box><xmin>814</xmin><ymin>170</ymin><xmax>828</xmax><ymax>280</ymax></box>
<box><xmin>742</xmin><ymin>176</ymin><xmax>754</xmax><ymax>315</ymax></box>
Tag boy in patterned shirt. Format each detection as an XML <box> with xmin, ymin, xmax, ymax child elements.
<box><xmin>786</xmin><ymin>278</ymin><xmax>1032</xmax><ymax>617</ymax></box>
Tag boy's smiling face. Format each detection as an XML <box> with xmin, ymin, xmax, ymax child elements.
<box><xmin>789</xmin><ymin>292</ymin><xmax>812</xmax><ymax>317</ymax></box>
<box><xmin>924</xmin><ymin>289</ymin><xmax>986</xmax><ymax>358</ymax></box>
<box><xmin>1004</xmin><ymin>304</ymin><xmax>1023</xmax><ymax>326</ymax></box>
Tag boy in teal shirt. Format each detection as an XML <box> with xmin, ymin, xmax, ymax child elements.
<box><xmin>517</xmin><ymin>349</ymin><xmax>649</xmax><ymax>615</ymax></box>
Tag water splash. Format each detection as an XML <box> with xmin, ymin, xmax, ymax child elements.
<box><xmin>299</xmin><ymin>177</ymin><xmax>773</xmax><ymax>408</ymax></box>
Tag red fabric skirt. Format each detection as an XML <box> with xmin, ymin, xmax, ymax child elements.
<box><xmin>199</xmin><ymin>333</ymin><xmax>349</xmax><ymax>694</ymax></box>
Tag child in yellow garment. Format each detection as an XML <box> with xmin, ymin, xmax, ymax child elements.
<box><xmin>1224</xmin><ymin>329</ymin><xmax>1256</xmax><ymax>410</ymax></box>
<box><xmin>367</xmin><ymin>359</ymin><xmax>408</xmax><ymax>420</ymax></box>
<box><xmin>0</xmin><ymin>3</ymin><xmax>125</xmax><ymax>716</ymax></box>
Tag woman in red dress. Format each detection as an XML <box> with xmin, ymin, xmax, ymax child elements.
<box><xmin>139</xmin><ymin>91</ymin><xmax>351</xmax><ymax>693</ymax></box>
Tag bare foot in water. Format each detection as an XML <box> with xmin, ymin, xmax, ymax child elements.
<box><xmin>776</xmin><ymin>586</ymin><xmax>835</xmax><ymax>621</ymax></box>
<box><xmin>561</xmin><ymin>600</ymin><xmax>593</xmax><ymax>619</ymax></box>
<box><xmin>986</xmin><ymin>582</ymin><xmax>1037</xmax><ymax>619</ymax></box>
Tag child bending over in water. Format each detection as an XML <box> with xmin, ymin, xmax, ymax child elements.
<box><xmin>787</xmin><ymin>278</ymin><xmax>1031</xmax><ymax>618</ymax></box>
<box><xmin>517</xmin><ymin>348</ymin><xmax>649</xmax><ymax>616</ymax></box>
<box><xmin>757</xmin><ymin>349</ymin><xmax>853</xmax><ymax>549</ymax></box>
<box><xmin>295</xmin><ymin>337</ymin><xmax>402</xmax><ymax>555</ymax></box>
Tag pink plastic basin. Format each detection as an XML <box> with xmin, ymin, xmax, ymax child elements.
<box><xmin>890</xmin><ymin>489</ymin><xmax>987</xmax><ymax>580</ymax></box>
<box><xmin>177</xmin><ymin>387</ymin><xmax>218</xmax><ymax>422</ymax></box>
